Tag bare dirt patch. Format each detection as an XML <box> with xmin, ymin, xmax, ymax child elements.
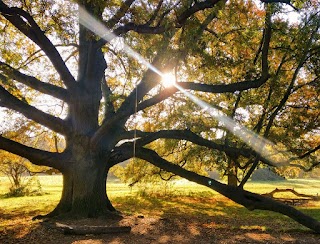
<box><xmin>1</xmin><ymin>213</ymin><xmax>320</xmax><ymax>244</ymax></box>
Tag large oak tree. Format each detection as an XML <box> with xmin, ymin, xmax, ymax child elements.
<box><xmin>0</xmin><ymin>0</ymin><xmax>319</xmax><ymax>233</ymax></box>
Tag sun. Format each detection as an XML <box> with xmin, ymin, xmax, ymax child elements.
<box><xmin>161</xmin><ymin>73</ymin><xmax>176</xmax><ymax>88</ymax></box>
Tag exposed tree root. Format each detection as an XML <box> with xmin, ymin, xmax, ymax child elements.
<box><xmin>32</xmin><ymin>207</ymin><xmax>123</xmax><ymax>223</ymax></box>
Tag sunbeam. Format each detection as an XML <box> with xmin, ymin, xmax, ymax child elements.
<box><xmin>79</xmin><ymin>5</ymin><xmax>292</xmax><ymax>167</ymax></box>
<box><xmin>79</xmin><ymin>6</ymin><xmax>162</xmax><ymax>76</ymax></box>
<box><xmin>174</xmin><ymin>83</ymin><xmax>290</xmax><ymax>166</ymax></box>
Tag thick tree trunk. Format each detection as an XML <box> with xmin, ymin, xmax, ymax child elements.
<box><xmin>40</xmin><ymin>157</ymin><xmax>117</xmax><ymax>219</ymax></box>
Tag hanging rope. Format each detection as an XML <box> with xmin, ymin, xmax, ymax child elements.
<box><xmin>133</xmin><ymin>85</ymin><xmax>138</xmax><ymax>159</ymax></box>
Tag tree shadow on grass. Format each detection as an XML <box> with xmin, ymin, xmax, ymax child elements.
<box><xmin>2</xmin><ymin>213</ymin><xmax>320</xmax><ymax>244</ymax></box>
<box><xmin>1</xmin><ymin>196</ymin><xmax>320</xmax><ymax>244</ymax></box>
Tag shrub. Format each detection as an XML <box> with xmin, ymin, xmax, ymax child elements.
<box><xmin>4</xmin><ymin>176</ymin><xmax>44</xmax><ymax>198</ymax></box>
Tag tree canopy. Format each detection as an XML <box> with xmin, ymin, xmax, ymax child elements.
<box><xmin>0</xmin><ymin>0</ymin><xmax>319</xmax><ymax>233</ymax></box>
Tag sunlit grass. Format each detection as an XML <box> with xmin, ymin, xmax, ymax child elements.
<box><xmin>1</xmin><ymin>175</ymin><xmax>320</xmax><ymax>233</ymax></box>
<box><xmin>0</xmin><ymin>176</ymin><xmax>62</xmax><ymax>218</ymax></box>
<box><xmin>244</xmin><ymin>179</ymin><xmax>320</xmax><ymax>194</ymax></box>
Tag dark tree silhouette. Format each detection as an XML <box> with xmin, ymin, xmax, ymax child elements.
<box><xmin>0</xmin><ymin>0</ymin><xmax>319</xmax><ymax>233</ymax></box>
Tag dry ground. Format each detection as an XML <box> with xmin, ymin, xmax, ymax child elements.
<box><xmin>1</xmin><ymin>209</ymin><xmax>320</xmax><ymax>244</ymax></box>
<box><xmin>1</xmin><ymin>177</ymin><xmax>320</xmax><ymax>243</ymax></box>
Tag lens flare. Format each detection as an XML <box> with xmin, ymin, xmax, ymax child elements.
<box><xmin>79</xmin><ymin>6</ymin><xmax>162</xmax><ymax>76</ymax></box>
<box><xmin>161</xmin><ymin>73</ymin><xmax>176</xmax><ymax>87</ymax></box>
<box><xmin>79</xmin><ymin>5</ymin><xmax>292</xmax><ymax>167</ymax></box>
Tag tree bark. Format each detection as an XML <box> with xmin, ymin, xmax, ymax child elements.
<box><xmin>35</xmin><ymin>158</ymin><xmax>117</xmax><ymax>219</ymax></box>
<box><xmin>227</xmin><ymin>159</ymin><xmax>238</xmax><ymax>186</ymax></box>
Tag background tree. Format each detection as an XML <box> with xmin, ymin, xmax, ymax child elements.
<box><xmin>0</xmin><ymin>110</ymin><xmax>62</xmax><ymax>195</ymax></box>
<box><xmin>114</xmin><ymin>0</ymin><xmax>320</xmax><ymax>187</ymax></box>
<box><xmin>0</xmin><ymin>0</ymin><xmax>319</xmax><ymax>233</ymax></box>
<box><xmin>0</xmin><ymin>151</ymin><xmax>30</xmax><ymax>190</ymax></box>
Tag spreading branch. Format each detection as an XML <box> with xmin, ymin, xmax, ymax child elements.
<box><xmin>106</xmin><ymin>0</ymin><xmax>135</xmax><ymax>28</ymax></box>
<box><xmin>0</xmin><ymin>62</ymin><xmax>69</xmax><ymax>102</ymax></box>
<box><xmin>261</xmin><ymin>7</ymin><xmax>271</xmax><ymax>76</ymax></box>
<box><xmin>290</xmin><ymin>161</ymin><xmax>320</xmax><ymax>172</ymax></box>
<box><xmin>0</xmin><ymin>1</ymin><xmax>76</xmax><ymax>89</ymax></box>
<box><xmin>261</xmin><ymin>0</ymin><xmax>299</xmax><ymax>11</ymax></box>
<box><xmin>98</xmin><ymin>69</ymin><xmax>271</xmax><ymax>135</ymax></box>
<box><xmin>146</xmin><ymin>0</ymin><xmax>164</xmax><ymax>25</ymax></box>
<box><xmin>137</xmin><ymin>87</ymin><xmax>177</xmax><ymax>111</ymax></box>
<box><xmin>133</xmin><ymin>130</ymin><xmax>251</xmax><ymax>158</ymax></box>
<box><xmin>129</xmin><ymin>73</ymin><xmax>271</xmax><ymax>116</ymax></box>
<box><xmin>98</xmin><ymin>0</ymin><xmax>222</xmax><ymax>46</ymax></box>
<box><xmin>112</xmin><ymin>129</ymin><xmax>277</xmax><ymax>168</ymax></box>
<box><xmin>91</xmin><ymin>45</ymin><xmax>169</xmax><ymax>149</ymax></box>
<box><xmin>113</xmin><ymin>23</ymin><xmax>166</xmax><ymax>36</ymax></box>
<box><xmin>287</xmin><ymin>144</ymin><xmax>320</xmax><ymax>171</ymax></box>
<box><xmin>265</xmin><ymin>21</ymin><xmax>319</xmax><ymax>134</ymax></box>
<box><xmin>293</xmin><ymin>144</ymin><xmax>320</xmax><ymax>160</ymax></box>
<box><xmin>176</xmin><ymin>76</ymin><xmax>270</xmax><ymax>93</ymax></box>
<box><xmin>177</xmin><ymin>0</ymin><xmax>221</xmax><ymax>26</ymax></box>
<box><xmin>134</xmin><ymin>147</ymin><xmax>320</xmax><ymax>233</ymax></box>
<box><xmin>129</xmin><ymin>7</ymin><xmax>272</xmax><ymax>114</ymax></box>
<box><xmin>0</xmin><ymin>85</ymin><xmax>71</xmax><ymax>135</ymax></box>
<box><xmin>108</xmin><ymin>145</ymin><xmax>320</xmax><ymax>233</ymax></box>
<box><xmin>0</xmin><ymin>135</ymin><xmax>68</xmax><ymax>171</ymax></box>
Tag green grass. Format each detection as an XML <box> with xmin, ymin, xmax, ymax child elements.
<box><xmin>0</xmin><ymin>175</ymin><xmax>62</xmax><ymax>218</ymax></box>
<box><xmin>243</xmin><ymin>179</ymin><xmax>320</xmax><ymax>196</ymax></box>
<box><xmin>1</xmin><ymin>176</ymin><xmax>320</xmax><ymax>233</ymax></box>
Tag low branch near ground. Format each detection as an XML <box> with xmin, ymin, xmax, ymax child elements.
<box><xmin>0</xmin><ymin>136</ymin><xmax>68</xmax><ymax>171</ymax></box>
<box><xmin>263</xmin><ymin>188</ymin><xmax>320</xmax><ymax>201</ymax></box>
<box><xmin>132</xmin><ymin>147</ymin><xmax>320</xmax><ymax>233</ymax></box>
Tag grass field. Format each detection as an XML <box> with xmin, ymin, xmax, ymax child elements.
<box><xmin>1</xmin><ymin>175</ymin><xmax>320</xmax><ymax>221</ymax></box>
<box><xmin>1</xmin><ymin>175</ymin><xmax>320</xmax><ymax>243</ymax></box>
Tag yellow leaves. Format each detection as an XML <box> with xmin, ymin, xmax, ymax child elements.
<box><xmin>0</xmin><ymin>150</ymin><xmax>20</xmax><ymax>164</ymax></box>
<box><xmin>143</xmin><ymin>121</ymin><xmax>155</xmax><ymax>132</ymax></box>
<box><xmin>1</xmin><ymin>49</ymin><xmax>23</xmax><ymax>66</ymax></box>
